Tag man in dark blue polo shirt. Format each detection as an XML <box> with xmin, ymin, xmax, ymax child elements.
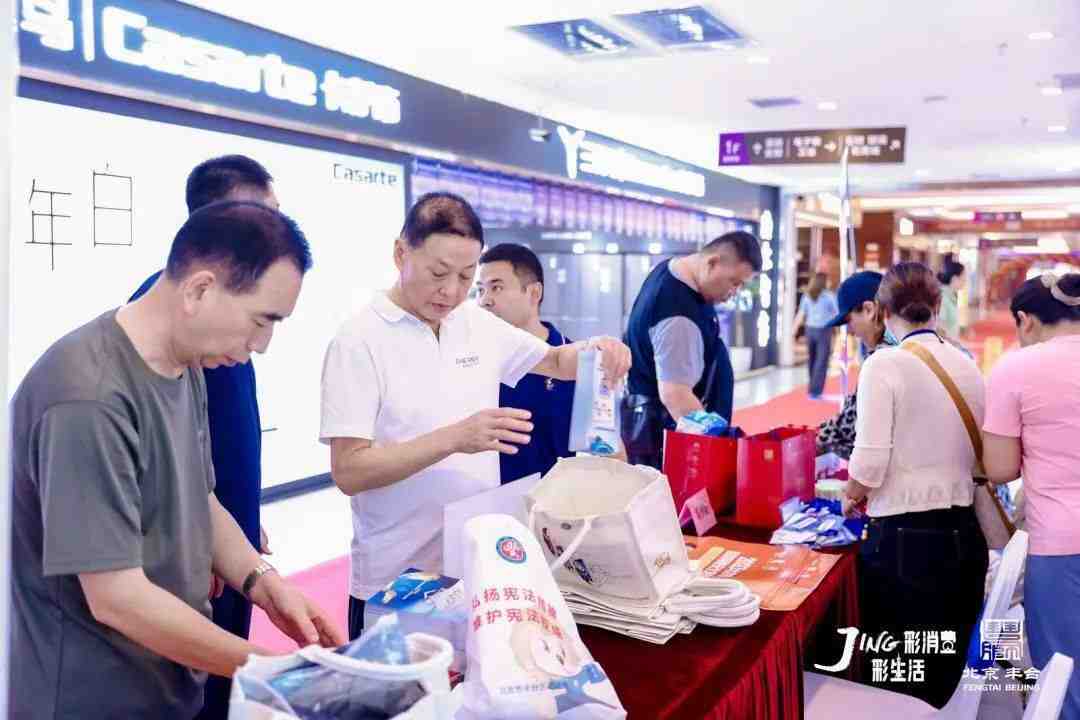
<box><xmin>476</xmin><ymin>243</ymin><xmax>575</xmax><ymax>483</ymax></box>
<box><xmin>622</xmin><ymin>231</ymin><xmax>762</xmax><ymax>469</ymax></box>
<box><xmin>129</xmin><ymin>155</ymin><xmax>277</xmax><ymax>720</ymax></box>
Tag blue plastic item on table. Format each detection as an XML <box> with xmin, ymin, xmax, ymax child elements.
<box><xmin>770</xmin><ymin>498</ymin><xmax>866</xmax><ymax>548</ymax></box>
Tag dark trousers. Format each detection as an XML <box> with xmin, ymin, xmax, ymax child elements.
<box><xmin>858</xmin><ymin>506</ymin><xmax>988</xmax><ymax>708</ymax></box>
<box><xmin>806</xmin><ymin>326</ymin><xmax>834</xmax><ymax>397</ymax></box>
<box><xmin>348</xmin><ymin>596</ymin><xmax>367</xmax><ymax>640</ymax></box>
<box><xmin>620</xmin><ymin>394</ymin><xmax>670</xmax><ymax>470</ymax></box>
<box><xmin>195</xmin><ymin>587</ymin><xmax>253</xmax><ymax>720</ymax></box>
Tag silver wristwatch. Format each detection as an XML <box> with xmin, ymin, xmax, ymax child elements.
<box><xmin>242</xmin><ymin>561</ymin><xmax>277</xmax><ymax>599</ymax></box>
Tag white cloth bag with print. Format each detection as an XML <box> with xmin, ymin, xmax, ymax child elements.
<box><xmin>524</xmin><ymin>456</ymin><xmax>690</xmax><ymax>612</ymax></box>
<box><xmin>456</xmin><ymin>514</ymin><xmax>625</xmax><ymax>720</ymax></box>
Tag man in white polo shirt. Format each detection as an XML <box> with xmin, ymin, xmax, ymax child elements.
<box><xmin>320</xmin><ymin>192</ymin><xmax>631</xmax><ymax>638</ymax></box>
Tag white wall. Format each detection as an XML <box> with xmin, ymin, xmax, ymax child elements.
<box><xmin>11</xmin><ymin>98</ymin><xmax>405</xmax><ymax>488</ymax></box>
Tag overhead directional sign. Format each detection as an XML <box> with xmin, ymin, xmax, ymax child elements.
<box><xmin>719</xmin><ymin>127</ymin><xmax>906</xmax><ymax>166</ymax></box>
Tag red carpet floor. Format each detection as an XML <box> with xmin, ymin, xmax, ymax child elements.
<box><xmin>250</xmin><ymin>314</ymin><xmax>1018</xmax><ymax>650</ymax></box>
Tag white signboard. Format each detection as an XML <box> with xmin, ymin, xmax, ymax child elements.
<box><xmin>11</xmin><ymin>97</ymin><xmax>405</xmax><ymax>488</ymax></box>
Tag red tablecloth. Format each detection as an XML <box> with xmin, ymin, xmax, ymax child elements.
<box><xmin>582</xmin><ymin>532</ymin><xmax>859</xmax><ymax>720</ymax></box>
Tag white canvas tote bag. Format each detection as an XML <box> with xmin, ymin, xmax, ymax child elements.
<box><xmin>524</xmin><ymin>456</ymin><xmax>690</xmax><ymax>608</ymax></box>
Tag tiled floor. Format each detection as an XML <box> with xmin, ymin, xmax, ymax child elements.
<box><xmin>260</xmin><ymin>365</ymin><xmax>817</xmax><ymax>576</ymax></box>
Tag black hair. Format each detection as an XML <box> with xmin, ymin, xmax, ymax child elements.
<box><xmin>1010</xmin><ymin>273</ymin><xmax>1080</xmax><ymax>326</ymax></box>
<box><xmin>401</xmin><ymin>192</ymin><xmax>483</xmax><ymax>248</ymax></box>
<box><xmin>937</xmin><ymin>260</ymin><xmax>966</xmax><ymax>286</ymax></box>
<box><xmin>877</xmin><ymin>262</ymin><xmax>940</xmax><ymax>324</ymax></box>
<box><xmin>165</xmin><ymin>201</ymin><xmax>312</xmax><ymax>293</ymax></box>
<box><xmin>479</xmin><ymin>243</ymin><xmax>544</xmax><ymax>300</ymax></box>
<box><xmin>703</xmin><ymin>231</ymin><xmax>763</xmax><ymax>272</ymax></box>
<box><xmin>185</xmin><ymin>155</ymin><xmax>274</xmax><ymax>214</ymax></box>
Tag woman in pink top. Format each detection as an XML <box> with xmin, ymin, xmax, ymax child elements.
<box><xmin>983</xmin><ymin>272</ymin><xmax>1080</xmax><ymax>719</ymax></box>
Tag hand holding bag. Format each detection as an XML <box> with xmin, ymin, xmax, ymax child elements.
<box><xmin>901</xmin><ymin>341</ymin><xmax>1016</xmax><ymax>550</ymax></box>
<box><xmin>229</xmin><ymin>618</ymin><xmax>457</xmax><ymax>720</ymax></box>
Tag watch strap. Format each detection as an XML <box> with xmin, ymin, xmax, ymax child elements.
<box><xmin>242</xmin><ymin>561</ymin><xmax>276</xmax><ymax>599</ymax></box>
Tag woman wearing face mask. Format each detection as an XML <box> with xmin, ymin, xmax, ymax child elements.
<box><xmin>842</xmin><ymin>262</ymin><xmax>988</xmax><ymax>708</ymax></box>
<box><xmin>982</xmin><ymin>273</ymin><xmax>1080</xmax><ymax>719</ymax></box>
<box><xmin>815</xmin><ymin>271</ymin><xmax>897</xmax><ymax>459</ymax></box>
<box><xmin>319</xmin><ymin>193</ymin><xmax>631</xmax><ymax>640</ymax></box>
<box><xmin>792</xmin><ymin>272</ymin><xmax>839</xmax><ymax>399</ymax></box>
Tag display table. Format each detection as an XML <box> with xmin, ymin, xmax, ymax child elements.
<box><xmin>581</xmin><ymin>528</ymin><xmax>859</xmax><ymax>720</ymax></box>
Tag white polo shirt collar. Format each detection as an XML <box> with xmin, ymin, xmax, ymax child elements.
<box><xmin>371</xmin><ymin>290</ymin><xmax>411</xmax><ymax>324</ymax></box>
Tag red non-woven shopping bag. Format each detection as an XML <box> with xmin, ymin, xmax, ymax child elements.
<box><xmin>662</xmin><ymin>430</ymin><xmax>738</xmax><ymax>534</ymax></box>
<box><xmin>735</xmin><ymin>426</ymin><xmax>817</xmax><ymax>529</ymax></box>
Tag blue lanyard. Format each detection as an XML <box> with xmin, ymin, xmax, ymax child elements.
<box><xmin>901</xmin><ymin>328</ymin><xmax>943</xmax><ymax>343</ymax></box>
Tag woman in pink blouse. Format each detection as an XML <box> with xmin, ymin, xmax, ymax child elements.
<box><xmin>983</xmin><ymin>272</ymin><xmax>1080</xmax><ymax>719</ymax></box>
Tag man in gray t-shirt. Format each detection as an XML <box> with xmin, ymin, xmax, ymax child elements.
<box><xmin>9</xmin><ymin>202</ymin><xmax>345</xmax><ymax>719</ymax></box>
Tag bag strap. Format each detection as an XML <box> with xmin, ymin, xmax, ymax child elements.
<box><xmin>901</xmin><ymin>341</ymin><xmax>984</xmax><ymax>472</ymax></box>
<box><xmin>902</xmin><ymin>341</ymin><xmax>1016</xmax><ymax>539</ymax></box>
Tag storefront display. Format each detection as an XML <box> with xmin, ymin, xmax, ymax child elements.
<box><xmin>12</xmin><ymin>91</ymin><xmax>406</xmax><ymax>489</ymax></box>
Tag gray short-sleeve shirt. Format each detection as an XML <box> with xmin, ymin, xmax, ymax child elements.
<box><xmin>10</xmin><ymin>310</ymin><xmax>216</xmax><ymax>720</ymax></box>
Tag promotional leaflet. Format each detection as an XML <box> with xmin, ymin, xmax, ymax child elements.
<box><xmin>684</xmin><ymin>536</ymin><xmax>839</xmax><ymax>611</ymax></box>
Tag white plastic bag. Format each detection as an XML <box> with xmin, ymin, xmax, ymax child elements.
<box><xmin>568</xmin><ymin>348</ymin><xmax>621</xmax><ymax>455</ymax></box>
<box><xmin>229</xmin><ymin>616</ymin><xmax>458</xmax><ymax>720</ymax></box>
<box><xmin>525</xmin><ymin>456</ymin><xmax>690</xmax><ymax>610</ymax></box>
<box><xmin>457</xmin><ymin>514</ymin><xmax>625</xmax><ymax>720</ymax></box>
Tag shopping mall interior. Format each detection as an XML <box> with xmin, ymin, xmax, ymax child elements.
<box><xmin>1</xmin><ymin>1</ymin><xmax>1079</xmax><ymax>719</ymax></box>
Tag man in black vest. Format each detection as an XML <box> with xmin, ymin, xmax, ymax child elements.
<box><xmin>622</xmin><ymin>231</ymin><xmax>762</xmax><ymax>469</ymax></box>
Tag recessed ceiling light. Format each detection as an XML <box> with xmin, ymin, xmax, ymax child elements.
<box><xmin>747</xmin><ymin>55</ymin><xmax>770</xmax><ymax>64</ymax></box>
<box><xmin>605</xmin><ymin>243</ymin><xmax>619</xmax><ymax>254</ymax></box>
<box><xmin>937</xmin><ymin>209</ymin><xmax>975</xmax><ymax>221</ymax></box>
<box><xmin>1059</xmin><ymin>166</ymin><xmax>1076</xmax><ymax>173</ymax></box>
<box><xmin>1028</xmin><ymin>31</ymin><xmax>1055</xmax><ymax>41</ymax></box>
<box><xmin>914</xmin><ymin>169</ymin><xmax>931</xmax><ymax>177</ymax></box>
<box><xmin>1022</xmin><ymin>209</ymin><xmax>1069</xmax><ymax>220</ymax></box>
<box><xmin>1041</xmin><ymin>85</ymin><xmax>1064</xmax><ymax>96</ymax></box>
<box><xmin>1048</xmin><ymin>125</ymin><xmax>1068</xmax><ymax>133</ymax></box>
<box><xmin>817</xmin><ymin>101</ymin><xmax>838</xmax><ymax>111</ymax></box>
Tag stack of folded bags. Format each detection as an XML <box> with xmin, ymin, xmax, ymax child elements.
<box><xmin>561</xmin><ymin>575</ymin><xmax>762</xmax><ymax>645</ymax></box>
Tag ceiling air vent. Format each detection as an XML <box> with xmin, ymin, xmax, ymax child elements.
<box><xmin>1054</xmin><ymin>73</ymin><xmax>1080</xmax><ymax>91</ymax></box>
<box><xmin>923</xmin><ymin>94</ymin><xmax>948</xmax><ymax>103</ymax></box>
<box><xmin>513</xmin><ymin>19</ymin><xmax>636</xmax><ymax>58</ymax></box>
<box><xmin>748</xmin><ymin>97</ymin><xmax>801</xmax><ymax>109</ymax></box>
<box><xmin>615</xmin><ymin>6</ymin><xmax>750</xmax><ymax>50</ymax></box>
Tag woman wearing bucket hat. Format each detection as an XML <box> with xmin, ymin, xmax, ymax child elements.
<box><xmin>815</xmin><ymin>271</ymin><xmax>897</xmax><ymax>459</ymax></box>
